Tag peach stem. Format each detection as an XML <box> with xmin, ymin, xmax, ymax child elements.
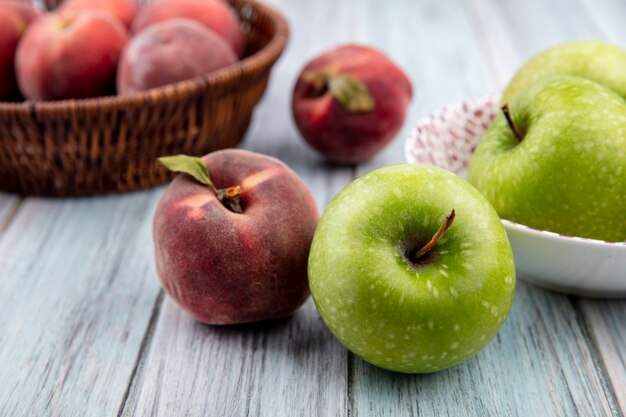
<box><xmin>216</xmin><ymin>185</ymin><xmax>243</xmax><ymax>213</ymax></box>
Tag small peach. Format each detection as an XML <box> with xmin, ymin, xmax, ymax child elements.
<box><xmin>132</xmin><ymin>0</ymin><xmax>244</xmax><ymax>56</ymax></box>
<box><xmin>60</xmin><ymin>0</ymin><xmax>138</xmax><ymax>29</ymax></box>
<box><xmin>293</xmin><ymin>44</ymin><xmax>413</xmax><ymax>164</ymax></box>
<box><xmin>16</xmin><ymin>10</ymin><xmax>128</xmax><ymax>100</ymax></box>
<box><xmin>117</xmin><ymin>18</ymin><xmax>237</xmax><ymax>94</ymax></box>
<box><xmin>0</xmin><ymin>1</ymin><xmax>40</xmax><ymax>100</ymax></box>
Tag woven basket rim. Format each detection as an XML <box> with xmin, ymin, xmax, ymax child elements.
<box><xmin>0</xmin><ymin>0</ymin><xmax>289</xmax><ymax>113</ymax></box>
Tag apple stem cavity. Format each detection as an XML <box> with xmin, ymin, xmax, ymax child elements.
<box><xmin>302</xmin><ymin>71</ymin><xmax>375</xmax><ymax>112</ymax></box>
<box><xmin>158</xmin><ymin>154</ymin><xmax>244</xmax><ymax>213</ymax></box>
<box><xmin>501</xmin><ymin>104</ymin><xmax>522</xmax><ymax>142</ymax></box>
<box><xmin>411</xmin><ymin>209</ymin><xmax>456</xmax><ymax>262</ymax></box>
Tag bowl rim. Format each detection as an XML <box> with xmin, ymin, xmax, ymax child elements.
<box><xmin>503</xmin><ymin>219</ymin><xmax>626</xmax><ymax>248</ymax></box>
<box><xmin>406</xmin><ymin>93</ymin><xmax>626</xmax><ymax>248</ymax></box>
<box><xmin>0</xmin><ymin>0</ymin><xmax>289</xmax><ymax>113</ymax></box>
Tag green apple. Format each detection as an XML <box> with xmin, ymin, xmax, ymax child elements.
<box><xmin>308</xmin><ymin>164</ymin><xmax>515</xmax><ymax>374</ymax></box>
<box><xmin>502</xmin><ymin>40</ymin><xmax>626</xmax><ymax>104</ymax></box>
<box><xmin>469</xmin><ymin>75</ymin><xmax>626</xmax><ymax>242</ymax></box>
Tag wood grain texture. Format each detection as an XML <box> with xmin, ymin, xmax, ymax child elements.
<box><xmin>470</xmin><ymin>0</ymin><xmax>626</xmax><ymax>90</ymax></box>
<box><xmin>0</xmin><ymin>193</ymin><xmax>20</xmax><ymax>236</ymax></box>
<box><xmin>577</xmin><ymin>299</ymin><xmax>626</xmax><ymax>413</ymax></box>
<box><xmin>122</xmin><ymin>299</ymin><xmax>347</xmax><ymax>417</ymax></box>
<box><xmin>577</xmin><ymin>0</ymin><xmax>626</xmax><ymax>41</ymax></box>
<box><xmin>0</xmin><ymin>191</ymin><xmax>162</xmax><ymax>417</ymax></box>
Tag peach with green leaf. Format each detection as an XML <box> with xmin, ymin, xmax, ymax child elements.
<box><xmin>292</xmin><ymin>44</ymin><xmax>412</xmax><ymax>164</ymax></box>
<box><xmin>153</xmin><ymin>150</ymin><xmax>318</xmax><ymax>325</ymax></box>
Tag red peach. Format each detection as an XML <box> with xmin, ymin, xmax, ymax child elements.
<box><xmin>15</xmin><ymin>10</ymin><xmax>128</xmax><ymax>101</ymax></box>
<box><xmin>132</xmin><ymin>0</ymin><xmax>244</xmax><ymax>57</ymax></box>
<box><xmin>117</xmin><ymin>18</ymin><xmax>237</xmax><ymax>95</ymax></box>
<box><xmin>292</xmin><ymin>44</ymin><xmax>413</xmax><ymax>164</ymax></box>
<box><xmin>0</xmin><ymin>1</ymin><xmax>40</xmax><ymax>100</ymax></box>
<box><xmin>153</xmin><ymin>149</ymin><xmax>318</xmax><ymax>325</ymax></box>
<box><xmin>0</xmin><ymin>0</ymin><xmax>40</xmax><ymax>25</ymax></box>
<box><xmin>60</xmin><ymin>0</ymin><xmax>138</xmax><ymax>29</ymax></box>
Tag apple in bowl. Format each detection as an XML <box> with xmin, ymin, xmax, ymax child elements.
<box><xmin>468</xmin><ymin>76</ymin><xmax>626</xmax><ymax>243</ymax></box>
<box><xmin>405</xmin><ymin>93</ymin><xmax>626</xmax><ymax>297</ymax></box>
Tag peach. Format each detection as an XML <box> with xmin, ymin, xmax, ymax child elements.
<box><xmin>15</xmin><ymin>10</ymin><xmax>128</xmax><ymax>101</ymax></box>
<box><xmin>132</xmin><ymin>0</ymin><xmax>244</xmax><ymax>57</ymax></box>
<box><xmin>292</xmin><ymin>44</ymin><xmax>413</xmax><ymax>164</ymax></box>
<box><xmin>117</xmin><ymin>18</ymin><xmax>237</xmax><ymax>95</ymax></box>
<box><xmin>60</xmin><ymin>0</ymin><xmax>138</xmax><ymax>29</ymax></box>
<box><xmin>153</xmin><ymin>149</ymin><xmax>318</xmax><ymax>325</ymax></box>
<box><xmin>0</xmin><ymin>1</ymin><xmax>40</xmax><ymax>100</ymax></box>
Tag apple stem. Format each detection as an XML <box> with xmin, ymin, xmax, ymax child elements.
<box><xmin>411</xmin><ymin>209</ymin><xmax>455</xmax><ymax>262</ymax></box>
<box><xmin>501</xmin><ymin>104</ymin><xmax>522</xmax><ymax>141</ymax></box>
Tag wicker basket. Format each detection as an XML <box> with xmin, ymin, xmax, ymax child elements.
<box><xmin>0</xmin><ymin>0</ymin><xmax>288</xmax><ymax>196</ymax></box>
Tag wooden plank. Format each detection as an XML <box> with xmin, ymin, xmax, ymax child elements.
<box><xmin>0</xmin><ymin>193</ymin><xmax>20</xmax><ymax>236</ymax></box>
<box><xmin>577</xmin><ymin>0</ymin><xmax>626</xmax><ymax>41</ymax></box>
<box><xmin>0</xmin><ymin>190</ymin><xmax>162</xmax><ymax>417</ymax></box>
<box><xmin>122</xmin><ymin>299</ymin><xmax>347</xmax><ymax>417</ymax></box>
<box><xmin>119</xmin><ymin>0</ymin><xmax>357</xmax><ymax>415</ymax></box>
<box><xmin>577</xmin><ymin>299</ymin><xmax>626</xmax><ymax>412</ymax></box>
<box><xmin>470</xmin><ymin>0</ymin><xmax>626</xmax><ymax>91</ymax></box>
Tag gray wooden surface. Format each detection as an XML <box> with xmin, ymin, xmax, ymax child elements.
<box><xmin>1</xmin><ymin>0</ymin><xmax>625</xmax><ymax>416</ymax></box>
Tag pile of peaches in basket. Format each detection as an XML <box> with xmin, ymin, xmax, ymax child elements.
<box><xmin>1</xmin><ymin>0</ymin><xmax>415</xmax><ymax>164</ymax></box>
<box><xmin>0</xmin><ymin>0</ymin><xmax>244</xmax><ymax>101</ymax></box>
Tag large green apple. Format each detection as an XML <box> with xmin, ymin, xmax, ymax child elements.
<box><xmin>502</xmin><ymin>40</ymin><xmax>626</xmax><ymax>104</ymax></box>
<box><xmin>308</xmin><ymin>164</ymin><xmax>515</xmax><ymax>373</ymax></box>
<box><xmin>469</xmin><ymin>75</ymin><xmax>626</xmax><ymax>242</ymax></box>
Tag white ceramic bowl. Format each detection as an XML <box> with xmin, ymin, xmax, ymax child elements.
<box><xmin>405</xmin><ymin>95</ymin><xmax>626</xmax><ymax>298</ymax></box>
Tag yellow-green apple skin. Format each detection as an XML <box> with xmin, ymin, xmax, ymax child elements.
<box><xmin>502</xmin><ymin>40</ymin><xmax>626</xmax><ymax>104</ymax></box>
<box><xmin>308</xmin><ymin>164</ymin><xmax>515</xmax><ymax>374</ymax></box>
<box><xmin>469</xmin><ymin>76</ymin><xmax>626</xmax><ymax>242</ymax></box>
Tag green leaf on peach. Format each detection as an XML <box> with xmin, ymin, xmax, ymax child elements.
<box><xmin>329</xmin><ymin>75</ymin><xmax>375</xmax><ymax>113</ymax></box>
<box><xmin>158</xmin><ymin>155</ymin><xmax>213</xmax><ymax>188</ymax></box>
